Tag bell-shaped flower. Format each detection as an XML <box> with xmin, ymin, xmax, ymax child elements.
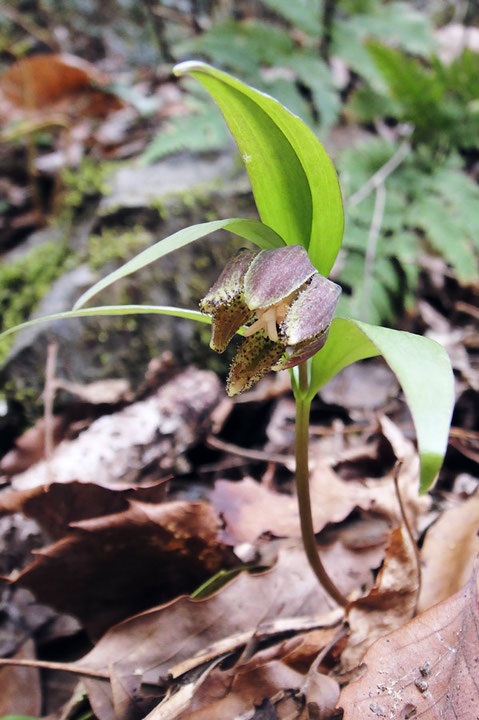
<box><xmin>200</xmin><ymin>245</ymin><xmax>341</xmax><ymax>396</ymax></box>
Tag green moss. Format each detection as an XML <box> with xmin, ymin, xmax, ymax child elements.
<box><xmin>61</xmin><ymin>158</ymin><xmax>117</xmax><ymax>209</ymax></box>
<box><xmin>87</xmin><ymin>226</ymin><xmax>152</xmax><ymax>270</ymax></box>
<box><xmin>0</xmin><ymin>241</ymin><xmax>75</xmax><ymax>363</ymax></box>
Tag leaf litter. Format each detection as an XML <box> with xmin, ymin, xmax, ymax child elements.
<box><xmin>0</xmin><ymin>340</ymin><xmax>477</xmax><ymax>719</ymax></box>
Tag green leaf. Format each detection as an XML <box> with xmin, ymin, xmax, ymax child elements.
<box><xmin>260</xmin><ymin>0</ymin><xmax>322</xmax><ymax>36</ymax></box>
<box><xmin>0</xmin><ymin>305</ymin><xmax>212</xmax><ymax>345</ymax></box>
<box><xmin>73</xmin><ymin>219</ymin><xmax>284</xmax><ymax>310</ymax></box>
<box><xmin>174</xmin><ymin>61</ymin><xmax>344</xmax><ymax>276</ymax></box>
<box><xmin>309</xmin><ymin>318</ymin><xmax>454</xmax><ymax>492</ymax></box>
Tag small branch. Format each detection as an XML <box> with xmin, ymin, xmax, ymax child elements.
<box><xmin>0</xmin><ymin>657</ymin><xmax>109</xmax><ymax>680</ymax></box>
<box><xmin>393</xmin><ymin>461</ymin><xmax>421</xmax><ymax>613</ymax></box>
<box><xmin>347</xmin><ymin>140</ymin><xmax>411</xmax><ymax>208</ymax></box>
<box><xmin>206</xmin><ymin>435</ymin><xmax>295</xmax><ymax>471</ymax></box>
<box><xmin>0</xmin><ymin>6</ymin><xmax>58</xmax><ymax>50</ymax></box>
<box><xmin>295</xmin><ymin>366</ymin><xmax>348</xmax><ymax>607</ymax></box>
<box><xmin>43</xmin><ymin>339</ymin><xmax>58</xmax><ymax>472</ymax></box>
<box><xmin>140</xmin><ymin>0</ymin><xmax>175</xmax><ymax>63</ymax></box>
<box><xmin>362</xmin><ymin>182</ymin><xmax>386</xmax><ymax>322</ymax></box>
<box><xmin>319</xmin><ymin>0</ymin><xmax>337</xmax><ymax>61</ymax></box>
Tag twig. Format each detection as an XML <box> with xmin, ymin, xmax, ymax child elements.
<box><xmin>206</xmin><ymin>435</ymin><xmax>295</xmax><ymax>471</ymax></box>
<box><xmin>0</xmin><ymin>657</ymin><xmax>109</xmax><ymax>680</ymax></box>
<box><xmin>0</xmin><ymin>6</ymin><xmax>58</xmax><ymax>50</ymax></box>
<box><xmin>362</xmin><ymin>182</ymin><xmax>386</xmax><ymax>321</ymax></box>
<box><xmin>140</xmin><ymin>0</ymin><xmax>175</xmax><ymax>63</ymax></box>
<box><xmin>43</xmin><ymin>339</ymin><xmax>58</xmax><ymax>483</ymax></box>
<box><xmin>347</xmin><ymin>140</ymin><xmax>411</xmax><ymax>208</ymax></box>
<box><xmin>393</xmin><ymin>461</ymin><xmax>422</xmax><ymax>613</ymax></box>
<box><xmin>319</xmin><ymin>0</ymin><xmax>337</xmax><ymax>61</ymax></box>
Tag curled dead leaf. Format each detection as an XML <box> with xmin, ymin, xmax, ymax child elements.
<box><xmin>0</xmin><ymin>53</ymin><xmax>123</xmax><ymax>124</ymax></box>
<box><xmin>339</xmin><ymin>524</ymin><xmax>419</xmax><ymax>674</ymax></box>
<box><xmin>339</xmin><ymin>560</ymin><xmax>479</xmax><ymax>719</ymax></box>
<box><xmin>13</xmin><ymin>500</ymin><xmax>236</xmax><ymax>637</ymax></box>
<box><xmin>419</xmin><ymin>492</ymin><xmax>479</xmax><ymax>612</ymax></box>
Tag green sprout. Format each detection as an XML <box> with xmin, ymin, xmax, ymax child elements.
<box><xmin>0</xmin><ymin>62</ymin><xmax>454</xmax><ymax>605</ymax></box>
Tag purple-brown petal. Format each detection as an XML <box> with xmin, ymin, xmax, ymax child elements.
<box><xmin>209</xmin><ymin>297</ymin><xmax>253</xmax><ymax>353</ymax></box>
<box><xmin>200</xmin><ymin>248</ymin><xmax>257</xmax><ymax>313</ymax></box>
<box><xmin>226</xmin><ymin>332</ymin><xmax>286</xmax><ymax>396</ymax></box>
<box><xmin>244</xmin><ymin>245</ymin><xmax>315</xmax><ymax>311</ymax></box>
<box><xmin>273</xmin><ymin>329</ymin><xmax>330</xmax><ymax>370</ymax></box>
<box><xmin>281</xmin><ymin>273</ymin><xmax>341</xmax><ymax>346</ymax></box>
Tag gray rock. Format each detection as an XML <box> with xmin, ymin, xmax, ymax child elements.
<box><xmin>100</xmin><ymin>151</ymin><xmax>241</xmax><ymax>213</ymax></box>
<box><xmin>1</xmin><ymin>150</ymin><xmax>253</xmax><ymax>422</ymax></box>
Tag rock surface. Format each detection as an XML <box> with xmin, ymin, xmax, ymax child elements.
<box><xmin>1</xmin><ymin>149</ymin><xmax>253</xmax><ymax>424</ymax></box>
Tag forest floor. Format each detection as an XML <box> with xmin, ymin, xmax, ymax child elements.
<box><xmin>1</xmin><ymin>5</ymin><xmax>479</xmax><ymax>718</ymax></box>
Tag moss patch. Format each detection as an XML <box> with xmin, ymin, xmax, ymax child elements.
<box><xmin>87</xmin><ymin>226</ymin><xmax>153</xmax><ymax>270</ymax></box>
<box><xmin>0</xmin><ymin>241</ymin><xmax>75</xmax><ymax>363</ymax></box>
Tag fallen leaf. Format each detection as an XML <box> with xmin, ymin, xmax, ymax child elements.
<box><xmin>339</xmin><ymin>524</ymin><xmax>419</xmax><ymax>673</ymax></box>
<box><xmin>418</xmin><ymin>492</ymin><xmax>479</xmax><ymax>612</ymax></box>
<box><xmin>14</xmin><ymin>500</ymin><xmax>236</xmax><ymax>637</ymax></box>
<box><xmin>76</xmin><ymin>546</ymin><xmax>345</xmax><ymax>720</ymax></box>
<box><xmin>55</xmin><ymin>378</ymin><xmax>133</xmax><ymax>404</ymax></box>
<box><xmin>0</xmin><ymin>638</ymin><xmax>41</xmax><ymax>716</ymax></box>
<box><xmin>0</xmin><ymin>479</ymin><xmax>167</xmax><ymax>540</ymax></box>
<box><xmin>0</xmin><ymin>53</ymin><xmax>123</xmax><ymax>123</ymax></box>
<box><xmin>212</xmin><ymin>447</ymin><xmax>426</xmax><ymax>544</ymax></box>
<box><xmin>177</xmin><ymin>640</ymin><xmax>306</xmax><ymax>720</ymax></box>
<box><xmin>339</xmin><ymin>560</ymin><xmax>479</xmax><ymax>719</ymax></box>
<box><xmin>0</xmin><ymin>415</ymin><xmax>67</xmax><ymax>475</ymax></box>
<box><xmin>9</xmin><ymin>367</ymin><xmax>223</xmax><ymax>491</ymax></box>
<box><xmin>0</xmin><ymin>381</ymin><xmax>133</xmax><ymax>476</ymax></box>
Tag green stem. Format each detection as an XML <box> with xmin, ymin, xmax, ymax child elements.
<box><xmin>295</xmin><ymin>363</ymin><xmax>348</xmax><ymax>606</ymax></box>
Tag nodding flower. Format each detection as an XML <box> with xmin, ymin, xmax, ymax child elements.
<box><xmin>200</xmin><ymin>245</ymin><xmax>341</xmax><ymax>396</ymax></box>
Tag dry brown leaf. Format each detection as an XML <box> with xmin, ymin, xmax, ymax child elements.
<box><xmin>0</xmin><ymin>53</ymin><xmax>123</xmax><ymax>123</ymax></box>
<box><xmin>9</xmin><ymin>367</ymin><xmax>222</xmax><ymax>491</ymax></box>
<box><xmin>418</xmin><ymin>492</ymin><xmax>479</xmax><ymax>612</ymax></box>
<box><xmin>55</xmin><ymin>378</ymin><xmax>133</xmax><ymax>404</ymax></box>
<box><xmin>212</xmin><ymin>448</ymin><xmax>426</xmax><ymax>544</ymax></box>
<box><xmin>0</xmin><ymin>479</ymin><xmax>167</xmax><ymax>540</ymax></box>
<box><xmin>76</xmin><ymin>547</ymin><xmax>345</xmax><ymax>720</ymax></box>
<box><xmin>340</xmin><ymin>524</ymin><xmax>419</xmax><ymax>673</ymax></box>
<box><xmin>339</xmin><ymin>560</ymin><xmax>479</xmax><ymax>719</ymax></box>
<box><xmin>0</xmin><ymin>415</ymin><xmax>67</xmax><ymax>475</ymax></box>
<box><xmin>0</xmin><ymin>638</ymin><xmax>42</xmax><ymax>716</ymax></box>
<box><xmin>177</xmin><ymin>640</ymin><xmax>306</xmax><ymax>720</ymax></box>
<box><xmin>14</xmin><ymin>500</ymin><xmax>236</xmax><ymax>637</ymax></box>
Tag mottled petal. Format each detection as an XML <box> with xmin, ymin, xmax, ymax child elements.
<box><xmin>210</xmin><ymin>297</ymin><xmax>253</xmax><ymax>353</ymax></box>
<box><xmin>274</xmin><ymin>328</ymin><xmax>330</xmax><ymax>370</ymax></box>
<box><xmin>200</xmin><ymin>248</ymin><xmax>256</xmax><ymax>313</ymax></box>
<box><xmin>281</xmin><ymin>273</ymin><xmax>341</xmax><ymax>345</ymax></box>
<box><xmin>226</xmin><ymin>332</ymin><xmax>286</xmax><ymax>396</ymax></box>
<box><xmin>244</xmin><ymin>245</ymin><xmax>315</xmax><ymax>311</ymax></box>
<box><xmin>200</xmin><ymin>248</ymin><xmax>256</xmax><ymax>352</ymax></box>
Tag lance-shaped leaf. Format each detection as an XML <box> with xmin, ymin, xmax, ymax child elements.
<box><xmin>0</xmin><ymin>305</ymin><xmax>212</xmax><ymax>345</ymax></box>
<box><xmin>309</xmin><ymin>318</ymin><xmax>454</xmax><ymax>492</ymax></box>
<box><xmin>174</xmin><ymin>61</ymin><xmax>344</xmax><ymax>276</ymax></box>
<box><xmin>73</xmin><ymin>219</ymin><xmax>285</xmax><ymax>310</ymax></box>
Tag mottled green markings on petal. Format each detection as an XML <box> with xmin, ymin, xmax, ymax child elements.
<box><xmin>209</xmin><ymin>297</ymin><xmax>252</xmax><ymax>353</ymax></box>
<box><xmin>244</xmin><ymin>245</ymin><xmax>315</xmax><ymax>310</ymax></box>
<box><xmin>174</xmin><ymin>62</ymin><xmax>344</xmax><ymax>276</ymax></box>
<box><xmin>201</xmin><ymin>248</ymin><xmax>256</xmax><ymax>312</ymax></box>
<box><xmin>227</xmin><ymin>331</ymin><xmax>286</xmax><ymax>396</ymax></box>
<box><xmin>282</xmin><ymin>273</ymin><xmax>341</xmax><ymax>345</ymax></box>
<box><xmin>201</xmin><ymin>248</ymin><xmax>257</xmax><ymax>352</ymax></box>
<box><xmin>310</xmin><ymin>318</ymin><xmax>454</xmax><ymax>492</ymax></box>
